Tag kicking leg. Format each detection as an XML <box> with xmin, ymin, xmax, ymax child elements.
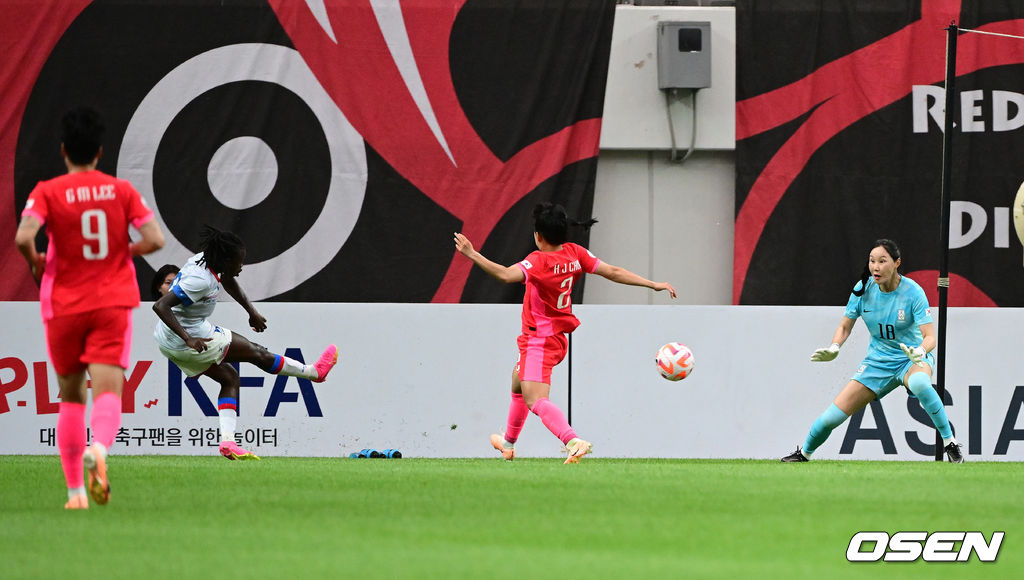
<box><xmin>522</xmin><ymin>381</ymin><xmax>591</xmax><ymax>463</ymax></box>
<box><xmin>223</xmin><ymin>333</ymin><xmax>337</xmax><ymax>382</ymax></box>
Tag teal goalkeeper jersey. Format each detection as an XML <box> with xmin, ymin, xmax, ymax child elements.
<box><xmin>843</xmin><ymin>275</ymin><xmax>932</xmax><ymax>365</ymax></box>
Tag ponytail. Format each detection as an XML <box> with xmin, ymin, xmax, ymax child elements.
<box><xmin>570</xmin><ymin>218</ymin><xmax>598</xmax><ymax>230</ymax></box>
<box><xmin>852</xmin><ymin>265</ymin><xmax>870</xmax><ymax>297</ymax></box>
<box><xmin>534</xmin><ymin>202</ymin><xmax>598</xmax><ymax>244</ymax></box>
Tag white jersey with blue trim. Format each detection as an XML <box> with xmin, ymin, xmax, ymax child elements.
<box><xmin>153</xmin><ymin>253</ymin><xmax>221</xmax><ymax>351</ymax></box>
<box><xmin>843</xmin><ymin>275</ymin><xmax>932</xmax><ymax>365</ymax></box>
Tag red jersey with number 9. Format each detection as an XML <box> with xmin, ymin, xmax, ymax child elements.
<box><xmin>515</xmin><ymin>242</ymin><xmax>600</xmax><ymax>337</ymax></box>
<box><xmin>22</xmin><ymin>170</ymin><xmax>155</xmax><ymax>320</ymax></box>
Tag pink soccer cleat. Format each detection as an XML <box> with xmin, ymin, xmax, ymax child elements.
<box><xmin>82</xmin><ymin>444</ymin><xmax>110</xmax><ymax>505</ymax></box>
<box><xmin>312</xmin><ymin>344</ymin><xmax>339</xmax><ymax>383</ymax></box>
<box><xmin>490</xmin><ymin>433</ymin><xmax>516</xmax><ymax>461</ymax></box>
<box><xmin>219</xmin><ymin>441</ymin><xmax>261</xmax><ymax>461</ymax></box>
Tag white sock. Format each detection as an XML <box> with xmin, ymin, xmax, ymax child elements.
<box><xmin>90</xmin><ymin>442</ymin><xmax>108</xmax><ymax>459</ymax></box>
<box><xmin>801</xmin><ymin>449</ymin><xmax>812</xmax><ymax>459</ymax></box>
<box><xmin>943</xmin><ymin>436</ymin><xmax>957</xmax><ymax>447</ymax></box>
<box><xmin>68</xmin><ymin>486</ymin><xmax>86</xmax><ymax>499</ymax></box>
<box><xmin>276</xmin><ymin>355</ymin><xmax>317</xmax><ymax>379</ymax></box>
<box><xmin>219</xmin><ymin>409</ymin><xmax>237</xmax><ymax>443</ymax></box>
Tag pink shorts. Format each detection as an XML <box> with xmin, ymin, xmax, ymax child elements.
<box><xmin>45</xmin><ymin>307</ymin><xmax>133</xmax><ymax>375</ymax></box>
<box><xmin>515</xmin><ymin>333</ymin><xmax>568</xmax><ymax>384</ymax></box>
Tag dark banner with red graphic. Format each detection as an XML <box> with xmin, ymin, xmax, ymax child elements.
<box><xmin>1</xmin><ymin>0</ymin><xmax>613</xmax><ymax>303</ymax></box>
<box><xmin>736</xmin><ymin>0</ymin><xmax>1024</xmax><ymax>306</ymax></box>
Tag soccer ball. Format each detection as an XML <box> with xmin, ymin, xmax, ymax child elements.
<box><xmin>656</xmin><ymin>342</ymin><xmax>694</xmax><ymax>381</ymax></box>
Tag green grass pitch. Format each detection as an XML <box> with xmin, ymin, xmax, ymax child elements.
<box><xmin>1</xmin><ymin>456</ymin><xmax>1020</xmax><ymax>578</ymax></box>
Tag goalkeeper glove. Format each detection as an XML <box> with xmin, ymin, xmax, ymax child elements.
<box><xmin>810</xmin><ymin>343</ymin><xmax>841</xmax><ymax>362</ymax></box>
<box><xmin>900</xmin><ymin>343</ymin><xmax>927</xmax><ymax>367</ymax></box>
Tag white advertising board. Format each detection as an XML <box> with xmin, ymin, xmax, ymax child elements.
<box><xmin>1</xmin><ymin>303</ymin><xmax>1021</xmax><ymax>460</ymax></box>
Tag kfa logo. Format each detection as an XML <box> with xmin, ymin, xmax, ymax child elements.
<box><xmin>847</xmin><ymin>531</ymin><xmax>1004</xmax><ymax>562</ymax></box>
<box><xmin>166</xmin><ymin>348</ymin><xmax>323</xmax><ymax>417</ymax></box>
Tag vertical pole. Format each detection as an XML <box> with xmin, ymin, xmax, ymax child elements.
<box><xmin>936</xmin><ymin>22</ymin><xmax>957</xmax><ymax>461</ymax></box>
<box><xmin>567</xmin><ymin>333</ymin><xmax>573</xmax><ymax>425</ymax></box>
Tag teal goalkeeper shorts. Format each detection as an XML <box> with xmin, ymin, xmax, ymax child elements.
<box><xmin>850</xmin><ymin>351</ymin><xmax>937</xmax><ymax>397</ymax></box>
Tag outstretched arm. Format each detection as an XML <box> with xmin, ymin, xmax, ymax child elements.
<box><xmin>453</xmin><ymin>232</ymin><xmax>525</xmax><ymax>284</ymax></box>
<box><xmin>810</xmin><ymin>315</ymin><xmax>856</xmax><ymax>362</ymax></box>
<box><xmin>829</xmin><ymin>315</ymin><xmax>856</xmax><ymax>347</ymax></box>
<box><xmin>592</xmin><ymin>262</ymin><xmax>676</xmax><ymax>298</ymax></box>
<box><xmin>221</xmin><ymin>276</ymin><xmax>267</xmax><ymax>332</ymax></box>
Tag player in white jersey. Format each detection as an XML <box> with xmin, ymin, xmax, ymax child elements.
<box><xmin>153</xmin><ymin>226</ymin><xmax>338</xmax><ymax>460</ymax></box>
<box><xmin>782</xmin><ymin>239</ymin><xmax>963</xmax><ymax>463</ymax></box>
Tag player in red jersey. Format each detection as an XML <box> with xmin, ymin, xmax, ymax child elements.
<box><xmin>455</xmin><ymin>202</ymin><xmax>676</xmax><ymax>463</ymax></box>
<box><xmin>15</xmin><ymin>107</ymin><xmax>165</xmax><ymax>509</ymax></box>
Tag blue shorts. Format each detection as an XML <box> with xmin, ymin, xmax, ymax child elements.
<box><xmin>850</xmin><ymin>351</ymin><xmax>936</xmax><ymax>397</ymax></box>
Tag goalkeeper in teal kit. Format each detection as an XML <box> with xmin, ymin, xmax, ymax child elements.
<box><xmin>782</xmin><ymin>239</ymin><xmax>963</xmax><ymax>463</ymax></box>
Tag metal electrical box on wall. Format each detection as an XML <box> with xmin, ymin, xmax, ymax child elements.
<box><xmin>657</xmin><ymin>21</ymin><xmax>711</xmax><ymax>89</ymax></box>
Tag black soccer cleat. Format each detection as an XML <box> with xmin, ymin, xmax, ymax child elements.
<box><xmin>781</xmin><ymin>447</ymin><xmax>809</xmax><ymax>462</ymax></box>
<box><xmin>944</xmin><ymin>442</ymin><xmax>964</xmax><ymax>463</ymax></box>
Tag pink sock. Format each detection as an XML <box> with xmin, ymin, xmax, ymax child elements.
<box><xmin>530</xmin><ymin>397</ymin><xmax>577</xmax><ymax>445</ymax></box>
<box><xmin>504</xmin><ymin>393</ymin><xmax>529</xmax><ymax>444</ymax></box>
<box><xmin>90</xmin><ymin>392</ymin><xmax>122</xmax><ymax>449</ymax></box>
<box><xmin>57</xmin><ymin>402</ymin><xmax>87</xmax><ymax>488</ymax></box>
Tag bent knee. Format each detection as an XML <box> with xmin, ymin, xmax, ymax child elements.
<box><xmin>905</xmin><ymin>371</ymin><xmax>933</xmax><ymax>396</ymax></box>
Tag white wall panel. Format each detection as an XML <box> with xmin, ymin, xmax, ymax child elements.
<box><xmin>601</xmin><ymin>5</ymin><xmax>735</xmax><ymax>150</ymax></box>
<box><xmin>3</xmin><ymin>303</ymin><xmax>1020</xmax><ymax>461</ymax></box>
